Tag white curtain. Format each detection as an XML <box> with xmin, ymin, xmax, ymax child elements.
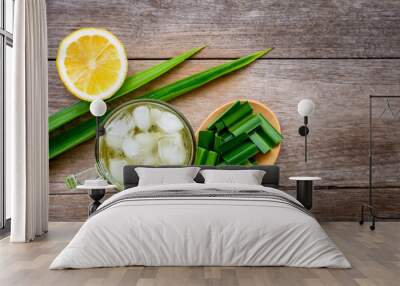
<box><xmin>8</xmin><ymin>0</ymin><xmax>49</xmax><ymax>242</ymax></box>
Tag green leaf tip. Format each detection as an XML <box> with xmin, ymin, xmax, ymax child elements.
<box><xmin>254</xmin><ymin>48</ymin><xmax>274</xmax><ymax>57</ymax></box>
<box><xmin>194</xmin><ymin>45</ymin><xmax>208</xmax><ymax>51</ymax></box>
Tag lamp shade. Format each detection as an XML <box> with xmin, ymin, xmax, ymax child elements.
<box><xmin>297</xmin><ymin>99</ymin><xmax>315</xmax><ymax>117</ymax></box>
<box><xmin>90</xmin><ymin>99</ymin><xmax>107</xmax><ymax>117</ymax></box>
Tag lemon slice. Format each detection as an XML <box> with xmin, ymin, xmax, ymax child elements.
<box><xmin>56</xmin><ymin>28</ymin><xmax>128</xmax><ymax>102</ymax></box>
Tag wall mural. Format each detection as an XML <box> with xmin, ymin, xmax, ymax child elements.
<box><xmin>47</xmin><ymin>0</ymin><xmax>400</xmax><ymax>222</ymax></box>
<box><xmin>51</xmin><ymin>28</ymin><xmax>278</xmax><ymax>190</ymax></box>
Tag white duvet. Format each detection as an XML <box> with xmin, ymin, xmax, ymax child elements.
<box><xmin>50</xmin><ymin>183</ymin><xmax>350</xmax><ymax>269</ymax></box>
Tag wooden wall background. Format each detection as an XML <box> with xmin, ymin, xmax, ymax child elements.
<box><xmin>47</xmin><ymin>0</ymin><xmax>400</xmax><ymax>221</ymax></box>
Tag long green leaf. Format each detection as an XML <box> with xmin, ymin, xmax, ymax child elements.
<box><xmin>49</xmin><ymin>46</ymin><xmax>205</xmax><ymax>132</ymax></box>
<box><xmin>50</xmin><ymin>119</ymin><xmax>98</xmax><ymax>159</ymax></box>
<box><xmin>141</xmin><ymin>49</ymin><xmax>272</xmax><ymax>102</ymax></box>
<box><xmin>49</xmin><ymin>49</ymin><xmax>273</xmax><ymax>159</ymax></box>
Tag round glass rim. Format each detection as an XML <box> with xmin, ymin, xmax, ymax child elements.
<box><xmin>95</xmin><ymin>99</ymin><xmax>196</xmax><ymax>190</ymax></box>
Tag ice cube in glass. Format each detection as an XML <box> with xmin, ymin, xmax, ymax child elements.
<box><xmin>156</xmin><ymin>111</ymin><xmax>184</xmax><ymax>133</ymax></box>
<box><xmin>158</xmin><ymin>136</ymin><xmax>186</xmax><ymax>164</ymax></box>
<box><xmin>133</xmin><ymin>106</ymin><xmax>151</xmax><ymax>131</ymax></box>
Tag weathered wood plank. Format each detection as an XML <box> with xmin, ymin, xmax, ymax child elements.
<box><xmin>46</xmin><ymin>0</ymin><xmax>400</xmax><ymax>59</ymax></box>
<box><xmin>49</xmin><ymin>193</ymin><xmax>114</xmax><ymax>221</ymax></box>
<box><xmin>49</xmin><ymin>59</ymin><xmax>400</xmax><ymax>193</ymax></box>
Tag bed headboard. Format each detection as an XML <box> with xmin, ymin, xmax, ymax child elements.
<box><xmin>123</xmin><ymin>165</ymin><xmax>280</xmax><ymax>189</ymax></box>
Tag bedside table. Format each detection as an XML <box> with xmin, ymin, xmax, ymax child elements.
<box><xmin>77</xmin><ymin>184</ymin><xmax>116</xmax><ymax>215</ymax></box>
<box><xmin>289</xmin><ymin>177</ymin><xmax>321</xmax><ymax>210</ymax></box>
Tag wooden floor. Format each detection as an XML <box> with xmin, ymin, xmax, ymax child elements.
<box><xmin>0</xmin><ymin>222</ymin><xmax>399</xmax><ymax>286</ymax></box>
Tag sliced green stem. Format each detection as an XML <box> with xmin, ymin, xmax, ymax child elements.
<box><xmin>208</xmin><ymin>100</ymin><xmax>241</xmax><ymax>130</ymax></box>
<box><xmin>198</xmin><ymin>130</ymin><xmax>215</xmax><ymax>150</ymax></box>
<box><xmin>229</xmin><ymin>114</ymin><xmax>261</xmax><ymax>137</ymax></box>
<box><xmin>216</xmin><ymin>132</ymin><xmax>248</xmax><ymax>154</ymax></box>
<box><xmin>194</xmin><ymin>146</ymin><xmax>208</xmax><ymax>165</ymax></box>
<box><xmin>222</xmin><ymin>141</ymin><xmax>259</xmax><ymax>164</ymax></box>
<box><xmin>219</xmin><ymin>130</ymin><xmax>234</xmax><ymax>142</ymax></box>
<box><xmin>205</xmin><ymin>150</ymin><xmax>219</xmax><ymax>166</ymax></box>
<box><xmin>258</xmin><ymin>114</ymin><xmax>283</xmax><ymax>146</ymax></box>
<box><xmin>214</xmin><ymin>134</ymin><xmax>223</xmax><ymax>151</ymax></box>
<box><xmin>249</xmin><ymin>129</ymin><xmax>272</xmax><ymax>154</ymax></box>
<box><xmin>223</xmin><ymin>101</ymin><xmax>253</xmax><ymax>127</ymax></box>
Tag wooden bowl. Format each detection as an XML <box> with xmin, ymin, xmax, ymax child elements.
<box><xmin>196</xmin><ymin>99</ymin><xmax>281</xmax><ymax>165</ymax></box>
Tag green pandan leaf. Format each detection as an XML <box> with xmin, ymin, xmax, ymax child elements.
<box><xmin>49</xmin><ymin>46</ymin><xmax>205</xmax><ymax>132</ymax></box>
<box><xmin>143</xmin><ymin>49</ymin><xmax>273</xmax><ymax>102</ymax></box>
<box><xmin>49</xmin><ymin>49</ymin><xmax>273</xmax><ymax>159</ymax></box>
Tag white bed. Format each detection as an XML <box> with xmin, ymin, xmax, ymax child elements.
<box><xmin>50</xmin><ymin>182</ymin><xmax>350</xmax><ymax>269</ymax></box>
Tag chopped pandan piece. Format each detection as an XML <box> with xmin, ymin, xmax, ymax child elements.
<box><xmin>245</xmin><ymin>159</ymin><xmax>258</xmax><ymax>166</ymax></box>
<box><xmin>217</xmin><ymin>161</ymin><xmax>227</xmax><ymax>166</ymax></box>
<box><xmin>217</xmin><ymin>156</ymin><xmax>225</xmax><ymax>165</ymax></box>
<box><xmin>241</xmin><ymin>160</ymin><xmax>254</xmax><ymax>166</ymax></box>
<box><xmin>194</xmin><ymin>146</ymin><xmax>208</xmax><ymax>165</ymax></box>
<box><xmin>208</xmin><ymin>101</ymin><xmax>241</xmax><ymax>130</ymax></box>
<box><xmin>222</xmin><ymin>101</ymin><xmax>253</xmax><ymax>127</ymax></box>
<box><xmin>214</xmin><ymin>134</ymin><xmax>223</xmax><ymax>150</ymax></box>
<box><xmin>257</xmin><ymin>114</ymin><xmax>283</xmax><ymax>146</ymax></box>
<box><xmin>214</xmin><ymin>121</ymin><xmax>225</xmax><ymax>132</ymax></box>
<box><xmin>198</xmin><ymin>130</ymin><xmax>215</xmax><ymax>150</ymax></box>
<box><xmin>229</xmin><ymin>113</ymin><xmax>261</xmax><ymax>137</ymax></box>
<box><xmin>216</xmin><ymin>133</ymin><xmax>248</xmax><ymax>154</ymax></box>
<box><xmin>249</xmin><ymin>157</ymin><xmax>258</xmax><ymax>165</ymax></box>
<box><xmin>219</xmin><ymin>129</ymin><xmax>235</xmax><ymax>142</ymax></box>
<box><xmin>249</xmin><ymin>129</ymin><xmax>272</xmax><ymax>154</ymax></box>
<box><xmin>205</xmin><ymin>150</ymin><xmax>219</xmax><ymax>166</ymax></box>
<box><xmin>222</xmin><ymin>141</ymin><xmax>259</xmax><ymax>165</ymax></box>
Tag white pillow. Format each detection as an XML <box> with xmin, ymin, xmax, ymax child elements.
<box><xmin>200</xmin><ymin>169</ymin><xmax>266</xmax><ymax>185</ymax></box>
<box><xmin>135</xmin><ymin>167</ymin><xmax>200</xmax><ymax>186</ymax></box>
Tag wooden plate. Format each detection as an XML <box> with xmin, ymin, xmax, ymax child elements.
<box><xmin>196</xmin><ymin>99</ymin><xmax>281</xmax><ymax>165</ymax></box>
